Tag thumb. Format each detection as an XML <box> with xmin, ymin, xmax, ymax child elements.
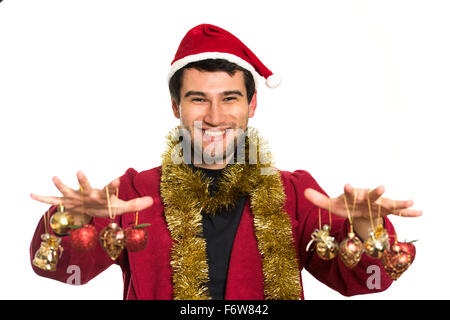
<box><xmin>103</xmin><ymin>178</ymin><xmax>121</xmax><ymax>193</ymax></box>
<box><xmin>117</xmin><ymin>196</ymin><xmax>154</xmax><ymax>216</ymax></box>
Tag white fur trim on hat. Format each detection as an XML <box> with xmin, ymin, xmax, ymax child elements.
<box><xmin>265</xmin><ymin>73</ymin><xmax>282</xmax><ymax>88</ymax></box>
<box><xmin>167</xmin><ymin>52</ymin><xmax>259</xmax><ymax>88</ymax></box>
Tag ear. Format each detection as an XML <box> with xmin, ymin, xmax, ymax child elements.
<box><xmin>248</xmin><ymin>90</ymin><xmax>257</xmax><ymax>118</ymax></box>
<box><xmin>171</xmin><ymin>97</ymin><xmax>180</xmax><ymax>119</ymax></box>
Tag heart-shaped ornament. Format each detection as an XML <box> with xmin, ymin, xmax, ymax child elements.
<box><xmin>382</xmin><ymin>240</ymin><xmax>416</xmax><ymax>280</ymax></box>
<box><xmin>339</xmin><ymin>232</ymin><xmax>363</xmax><ymax>268</ymax></box>
<box><xmin>99</xmin><ymin>222</ymin><xmax>126</xmax><ymax>260</ymax></box>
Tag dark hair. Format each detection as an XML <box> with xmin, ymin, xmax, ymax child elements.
<box><xmin>168</xmin><ymin>59</ymin><xmax>255</xmax><ymax>105</ymax></box>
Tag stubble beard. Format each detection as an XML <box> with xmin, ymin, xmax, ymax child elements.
<box><xmin>181</xmin><ymin>121</ymin><xmax>247</xmax><ymax>166</ymax></box>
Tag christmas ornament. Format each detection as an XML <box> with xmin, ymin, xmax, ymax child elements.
<box><xmin>382</xmin><ymin>203</ymin><xmax>417</xmax><ymax>280</ymax></box>
<box><xmin>33</xmin><ymin>233</ymin><xmax>63</xmax><ymax>271</ymax></box>
<box><xmin>125</xmin><ymin>212</ymin><xmax>150</xmax><ymax>252</ymax></box>
<box><xmin>99</xmin><ymin>222</ymin><xmax>126</xmax><ymax>260</ymax></box>
<box><xmin>69</xmin><ymin>185</ymin><xmax>98</xmax><ymax>251</ymax></box>
<box><xmin>363</xmin><ymin>194</ymin><xmax>389</xmax><ymax>258</ymax></box>
<box><xmin>307</xmin><ymin>202</ymin><xmax>338</xmax><ymax>260</ymax></box>
<box><xmin>50</xmin><ymin>204</ymin><xmax>74</xmax><ymax>235</ymax></box>
<box><xmin>99</xmin><ymin>186</ymin><xmax>126</xmax><ymax>260</ymax></box>
<box><xmin>339</xmin><ymin>233</ymin><xmax>363</xmax><ymax>268</ymax></box>
<box><xmin>382</xmin><ymin>240</ymin><xmax>416</xmax><ymax>280</ymax></box>
<box><xmin>339</xmin><ymin>190</ymin><xmax>364</xmax><ymax>268</ymax></box>
<box><xmin>33</xmin><ymin>209</ymin><xmax>63</xmax><ymax>271</ymax></box>
<box><xmin>364</xmin><ymin>225</ymin><xmax>390</xmax><ymax>258</ymax></box>
<box><xmin>70</xmin><ymin>224</ymin><xmax>98</xmax><ymax>251</ymax></box>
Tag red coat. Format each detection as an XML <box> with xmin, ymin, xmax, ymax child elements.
<box><xmin>30</xmin><ymin>167</ymin><xmax>394</xmax><ymax>299</ymax></box>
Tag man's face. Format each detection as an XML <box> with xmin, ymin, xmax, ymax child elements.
<box><xmin>171</xmin><ymin>68</ymin><xmax>257</xmax><ymax>167</ymax></box>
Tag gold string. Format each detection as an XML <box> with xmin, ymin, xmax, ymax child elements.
<box><xmin>352</xmin><ymin>189</ymin><xmax>358</xmax><ymax>220</ymax></box>
<box><xmin>328</xmin><ymin>198</ymin><xmax>332</xmax><ymax>230</ymax></box>
<box><xmin>135</xmin><ymin>211</ymin><xmax>139</xmax><ymax>226</ymax></box>
<box><xmin>377</xmin><ymin>200</ymin><xmax>382</xmax><ymax>227</ymax></box>
<box><xmin>394</xmin><ymin>200</ymin><xmax>403</xmax><ymax>217</ymax></box>
<box><xmin>393</xmin><ymin>200</ymin><xmax>398</xmax><ymax>242</ymax></box>
<box><xmin>79</xmin><ymin>184</ymin><xmax>85</xmax><ymax>222</ymax></box>
<box><xmin>105</xmin><ymin>185</ymin><xmax>119</xmax><ymax>220</ymax></box>
<box><xmin>318</xmin><ymin>207</ymin><xmax>322</xmax><ymax>230</ymax></box>
<box><xmin>343</xmin><ymin>189</ymin><xmax>357</xmax><ymax>234</ymax></box>
<box><xmin>367</xmin><ymin>190</ymin><xmax>375</xmax><ymax>231</ymax></box>
<box><xmin>113</xmin><ymin>188</ymin><xmax>119</xmax><ymax>219</ymax></box>
<box><xmin>105</xmin><ymin>185</ymin><xmax>113</xmax><ymax>220</ymax></box>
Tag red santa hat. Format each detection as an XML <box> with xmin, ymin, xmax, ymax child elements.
<box><xmin>168</xmin><ymin>24</ymin><xmax>281</xmax><ymax>89</ymax></box>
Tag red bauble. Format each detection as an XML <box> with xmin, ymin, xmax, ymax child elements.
<box><xmin>125</xmin><ymin>226</ymin><xmax>149</xmax><ymax>252</ymax></box>
<box><xmin>382</xmin><ymin>241</ymin><xmax>416</xmax><ymax>280</ymax></box>
<box><xmin>70</xmin><ymin>224</ymin><xmax>98</xmax><ymax>251</ymax></box>
<box><xmin>339</xmin><ymin>233</ymin><xmax>363</xmax><ymax>268</ymax></box>
<box><xmin>396</xmin><ymin>241</ymin><xmax>416</xmax><ymax>264</ymax></box>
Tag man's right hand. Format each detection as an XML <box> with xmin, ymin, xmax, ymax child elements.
<box><xmin>30</xmin><ymin>171</ymin><xmax>154</xmax><ymax>226</ymax></box>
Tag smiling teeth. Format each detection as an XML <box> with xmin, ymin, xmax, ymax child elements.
<box><xmin>204</xmin><ymin>130</ymin><xmax>225</xmax><ymax>136</ymax></box>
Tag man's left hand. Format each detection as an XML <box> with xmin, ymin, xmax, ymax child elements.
<box><xmin>304</xmin><ymin>184</ymin><xmax>422</xmax><ymax>241</ymax></box>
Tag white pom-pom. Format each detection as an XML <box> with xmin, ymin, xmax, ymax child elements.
<box><xmin>265</xmin><ymin>73</ymin><xmax>282</xmax><ymax>88</ymax></box>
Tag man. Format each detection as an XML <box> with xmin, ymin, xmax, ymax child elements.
<box><xmin>30</xmin><ymin>24</ymin><xmax>421</xmax><ymax>300</ymax></box>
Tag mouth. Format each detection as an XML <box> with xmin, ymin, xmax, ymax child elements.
<box><xmin>198</xmin><ymin>128</ymin><xmax>231</xmax><ymax>142</ymax></box>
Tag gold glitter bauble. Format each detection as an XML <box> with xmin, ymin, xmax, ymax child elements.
<box><xmin>32</xmin><ymin>233</ymin><xmax>63</xmax><ymax>272</ymax></box>
<box><xmin>364</xmin><ymin>225</ymin><xmax>390</xmax><ymax>259</ymax></box>
<box><xmin>50</xmin><ymin>205</ymin><xmax>74</xmax><ymax>235</ymax></box>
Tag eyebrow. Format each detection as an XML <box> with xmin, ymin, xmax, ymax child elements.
<box><xmin>184</xmin><ymin>90</ymin><xmax>244</xmax><ymax>98</ymax></box>
<box><xmin>184</xmin><ymin>91</ymin><xmax>206</xmax><ymax>98</ymax></box>
<box><xmin>223</xmin><ymin>90</ymin><xmax>243</xmax><ymax>97</ymax></box>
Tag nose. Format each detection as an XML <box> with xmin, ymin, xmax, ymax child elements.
<box><xmin>203</xmin><ymin>99</ymin><xmax>226</xmax><ymax>126</ymax></box>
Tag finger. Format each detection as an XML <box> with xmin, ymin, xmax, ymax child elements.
<box><xmin>117</xmin><ymin>196</ymin><xmax>154</xmax><ymax>215</ymax></box>
<box><xmin>304</xmin><ymin>188</ymin><xmax>331</xmax><ymax>210</ymax></box>
<box><xmin>379</xmin><ymin>198</ymin><xmax>414</xmax><ymax>211</ymax></box>
<box><xmin>343</xmin><ymin>184</ymin><xmax>354</xmax><ymax>197</ymax></box>
<box><xmin>103</xmin><ymin>178</ymin><xmax>121</xmax><ymax>193</ymax></box>
<box><xmin>52</xmin><ymin>176</ymin><xmax>75</xmax><ymax>196</ymax></box>
<box><xmin>366</xmin><ymin>185</ymin><xmax>385</xmax><ymax>202</ymax></box>
<box><xmin>30</xmin><ymin>193</ymin><xmax>62</xmax><ymax>206</ymax></box>
<box><xmin>77</xmin><ymin>171</ymin><xmax>92</xmax><ymax>193</ymax></box>
<box><xmin>343</xmin><ymin>184</ymin><xmax>384</xmax><ymax>203</ymax></box>
<box><xmin>393</xmin><ymin>208</ymin><xmax>423</xmax><ymax>218</ymax></box>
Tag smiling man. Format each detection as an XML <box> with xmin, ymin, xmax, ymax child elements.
<box><xmin>30</xmin><ymin>24</ymin><xmax>421</xmax><ymax>300</ymax></box>
<box><xmin>169</xmin><ymin>60</ymin><xmax>256</xmax><ymax>169</ymax></box>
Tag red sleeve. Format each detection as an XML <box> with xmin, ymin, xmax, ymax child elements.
<box><xmin>29</xmin><ymin>168</ymin><xmax>139</xmax><ymax>286</ymax></box>
<box><xmin>288</xmin><ymin>170</ymin><xmax>395</xmax><ymax>297</ymax></box>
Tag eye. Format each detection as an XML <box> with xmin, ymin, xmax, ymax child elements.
<box><xmin>224</xmin><ymin>96</ymin><xmax>237</xmax><ymax>102</ymax></box>
<box><xmin>192</xmin><ymin>98</ymin><xmax>206</xmax><ymax>102</ymax></box>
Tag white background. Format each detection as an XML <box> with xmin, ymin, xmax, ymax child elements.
<box><xmin>0</xmin><ymin>0</ymin><xmax>449</xmax><ymax>299</ymax></box>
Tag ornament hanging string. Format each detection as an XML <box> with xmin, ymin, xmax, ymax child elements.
<box><xmin>105</xmin><ymin>185</ymin><xmax>119</xmax><ymax>220</ymax></box>
<box><xmin>80</xmin><ymin>184</ymin><xmax>85</xmax><ymax>223</ymax></box>
<box><xmin>392</xmin><ymin>200</ymin><xmax>399</xmax><ymax>242</ymax></box>
<box><xmin>317</xmin><ymin>198</ymin><xmax>333</xmax><ymax>230</ymax></box>
<box><xmin>44</xmin><ymin>207</ymin><xmax>50</xmax><ymax>234</ymax></box>
<box><xmin>318</xmin><ymin>207</ymin><xmax>322</xmax><ymax>230</ymax></box>
<box><xmin>328</xmin><ymin>198</ymin><xmax>332</xmax><ymax>230</ymax></box>
<box><xmin>343</xmin><ymin>190</ymin><xmax>358</xmax><ymax>234</ymax></box>
<box><xmin>367</xmin><ymin>190</ymin><xmax>375</xmax><ymax>231</ymax></box>
<box><xmin>377</xmin><ymin>199</ymin><xmax>382</xmax><ymax>227</ymax></box>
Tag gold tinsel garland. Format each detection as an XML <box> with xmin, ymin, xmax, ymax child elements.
<box><xmin>160</xmin><ymin>126</ymin><xmax>302</xmax><ymax>300</ymax></box>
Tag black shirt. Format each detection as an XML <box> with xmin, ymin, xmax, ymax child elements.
<box><xmin>189</xmin><ymin>164</ymin><xmax>247</xmax><ymax>300</ymax></box>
